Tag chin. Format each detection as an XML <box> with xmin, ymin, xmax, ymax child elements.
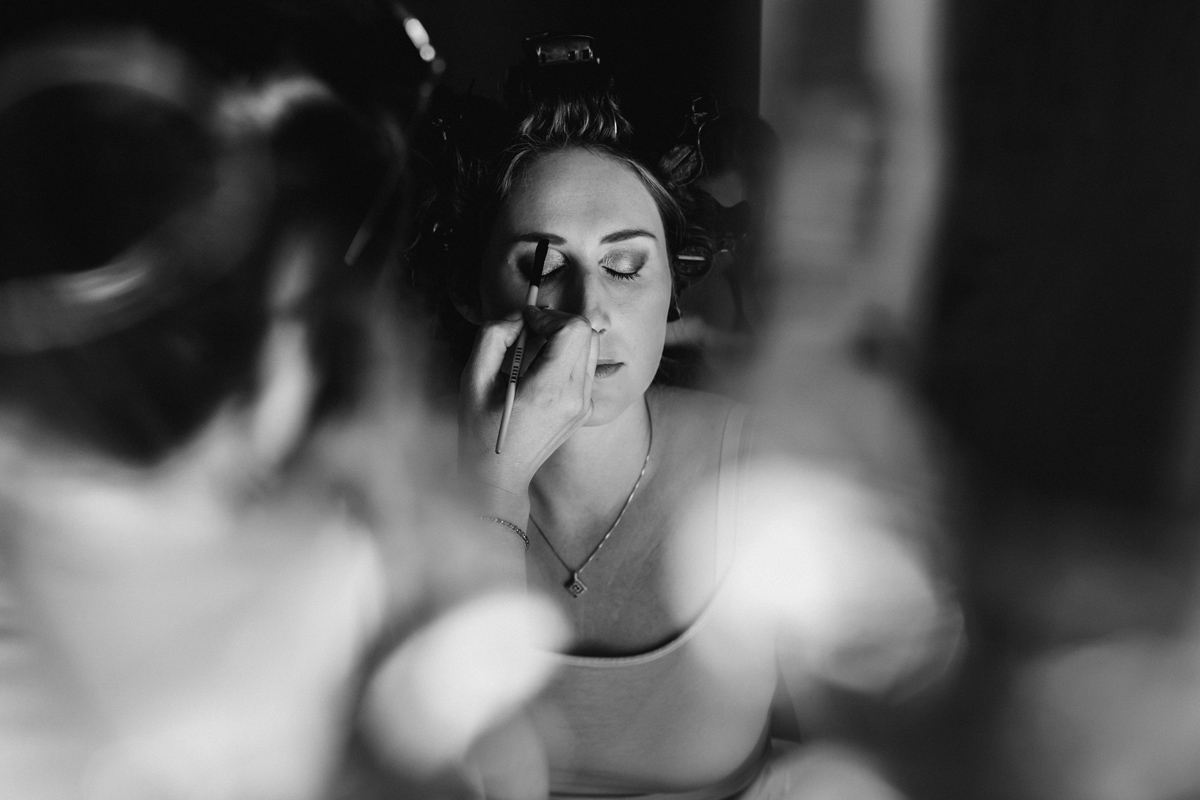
<box><xmin>582</xmin><ymin>393</ymin><xmax>625</xmax><ymax>427</ymax></box>
<box><xmin>583</xmin><ymin>376</ymin><xmax>647</xmax><ymax>427</ymax></box>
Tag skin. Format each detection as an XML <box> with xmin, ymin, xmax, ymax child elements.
<box><xmin>480</xmin><ymin>147</ymin><xmax>672</xmax><ymax>427</ymax></box>
<box><xmin>459</xmin><ymin>147</ymin><xmax>674</xmax><ymax>639</ymax></box>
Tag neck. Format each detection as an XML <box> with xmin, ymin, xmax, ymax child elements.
<box><xmin>529</xmin><ymin>393</ymin><xmax>652</xmax><ymax>538</ymax></box>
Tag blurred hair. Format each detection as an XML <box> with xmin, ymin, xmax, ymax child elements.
<box><xmin>0</xmin><ymin>81</ymin><xmax>262</xmax><ymax>462</ymax></box>
<box><xmin>698</xmin><ymin>108</ymin><xmax>781</xmax><ymax>190</ymax></box>
<box><xmin>0</xmin><ymin>6</ymin><xmax>416</xmax><ymax>464</ymax></box>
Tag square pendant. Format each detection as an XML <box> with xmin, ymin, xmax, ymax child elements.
<box><xmin>566</xmin><ymin>574</ymin><xmax>587</xmax><ymax>597</ymax></box>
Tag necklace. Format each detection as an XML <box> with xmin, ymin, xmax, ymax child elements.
<box><xmin>530</xmin><ymin>410</ymin><xmax>652</xmax><ymax>598</ymax></box>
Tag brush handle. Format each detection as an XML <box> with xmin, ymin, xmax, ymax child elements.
<box><xmin>495</xmin><ymin>284</ymin><xmax>539</xmax><ymax>453</ymax></box>
<box><xmin>495</xmin><ymin>327</ymin><xmax>528</xmax><ymax>453</ymax></box>
<box><xmin>494</xmin><ymin>241</ymin><xmax>547</xmax><ymax>454</ymax></box>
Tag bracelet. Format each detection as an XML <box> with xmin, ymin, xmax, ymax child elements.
<box><xmin>479</xmin><ymin>516</ymin><xmax>530</xmax><ymax>551</ymax></box>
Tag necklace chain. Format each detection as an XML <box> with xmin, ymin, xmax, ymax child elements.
<box><xmin>530</xmin><ymin>411</ymin><xmax>652</xmax><ymax>598</ymax></box>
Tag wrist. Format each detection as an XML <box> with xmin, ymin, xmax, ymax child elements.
<box><xmin>460</xmin><ymin>475</ymin><xmax>531</xmax><ymax>528</ymax></box>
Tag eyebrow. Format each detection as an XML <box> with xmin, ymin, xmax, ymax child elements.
<box><xmin>504</xmin><ymin>229</ymin><xmax>658</xmax><ymax>247</ymax></box>
<box><xmin>506</xmin><ymin>233</ymin><xmax>566</xmax><ymax>246</ymax></box>
<box><xmin>600</xmin><ymin>228</ymin><xmax>658</xmax><ymax>244</ymax></box>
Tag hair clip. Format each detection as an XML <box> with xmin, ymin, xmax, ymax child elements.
<box><xmin>523</xmin><ymin>34</ymin><xmax>599</xmax><ymax>67</ymax></box>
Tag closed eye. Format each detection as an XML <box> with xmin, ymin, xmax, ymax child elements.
<box><xmin>520</xmin><ymin>248</ymin><xmax>568</xmax><ymax>283</ymax></box>
<box><xmin>601</xmin><ymin>250</ymin><xmax>645</xmax><ymax>280</ymax></box>
<box><xmin>539</xmin><ymin>249</ymin><xmax>568</xmax><ymax>281</ymax></box>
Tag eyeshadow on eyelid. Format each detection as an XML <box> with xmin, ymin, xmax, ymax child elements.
<box><xmin>602</xmin><ymin>251</ymin><xmax>646</xmax><ymax>273</ymax></box>
<box><xmin>516</xmin><ymin>249</ymin><xmax>565</xmax><ymax>277</ymax></box>
<box><xmin>540</xmin><ymin>250</ymin><xmax>566</xmax><ymax>274</ymax></box>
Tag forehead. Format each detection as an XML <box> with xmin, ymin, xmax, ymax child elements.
<box><xmin>496</xmin><ymin>148</ymin><xmax>665</xmax><ymax>239</ymax></box>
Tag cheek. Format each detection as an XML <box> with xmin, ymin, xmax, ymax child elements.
<box><xmin>644</xmin><ymin>283</ymin><xmax>672</xmax><ymax>336</ymax></box>
<box><xmin>626</xmin><ymin>274</ymin><xmax>672</xmax><ymax>359</ymax></box>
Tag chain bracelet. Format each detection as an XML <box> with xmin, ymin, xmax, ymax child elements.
<box><xmin>479</xmin><ymin>516</ymin><xmax>530</xmax><ymax>551</ymax></box>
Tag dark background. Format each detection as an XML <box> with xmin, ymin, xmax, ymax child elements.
<box><xmin>405</xmin><ymin>0</ymin><xmax>763</xmax><ymax>145</ymax></box>
<box><xmin>926</xmin><ymin>1</ymin><xmax>1200</xmax><ymax>512</ymax></box>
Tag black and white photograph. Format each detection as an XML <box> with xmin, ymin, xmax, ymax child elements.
<box><xmin>1</xmin><ymin>2</ymin><xmax>1197</xmax><ymax>799</ymax></box>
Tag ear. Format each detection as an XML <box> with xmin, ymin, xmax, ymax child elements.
<box><xmin>246</xmin><ymin>232</ymin><xmax>322</xmax><ymax>470</ymax></box>
<box><xmin>666</xmin><ymin>288</ymin><xmax>682</xmax><ymax>322</ymax></box>
<box><xmin>248</xmin><ymin>315</ymin><xmax>317</xmax><ymax>471</ymax></box>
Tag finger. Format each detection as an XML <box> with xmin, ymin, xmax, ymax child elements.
<box><xmin>464</xmin><ymin>318</ymin><xmax>525</xmax><ymax>395</ymax></box>
<box><xmin>521</xmin><ymin>305</ymin><xmax>581</xmax><ymax>340</ymax></box>
<box><xmin>581</xmin><ymin>328</ymin><xmax>599</xmax><ymax>415</ymax></box>
<box><xmin>523</xmin><ymin>333</ymin><xmax>592</xmax><ymax>393</ymax></box>
<box><xmin>522</xmin><ymin>308</ymin><xmax>592</xmax><ymax>364</ymax></box>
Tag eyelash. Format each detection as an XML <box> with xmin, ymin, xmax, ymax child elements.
<box><xmin>602</xmin><ymin>252</ymin><xmax>645</xmax><ymax>280</ymax></box>
<box><xmin>605</xmin><ymin>269</ymin><xmax>639</xmax><ymax>281</ymax></box>
<box><xmin>529</xmin><ymin>253</ymin><xmax>644</xmax><ymax>282</ymax></box>
<box><xmin>538</xmin><ymin>256</ymin><xmax>565</xmax><ymax>283</ymax></box>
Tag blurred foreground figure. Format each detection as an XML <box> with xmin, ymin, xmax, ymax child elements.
<box><xmin>760</xmin><ymin>0</ymin><xmax>943</xmax><ymax>341</ymax></box>
<box><xmin>0</xmin><ymin>5</ymin><xmax>567</xmax><ymax>799</ymax></box>
<box><xmin>978</xmin><ymin>508</ymin><xmax>1200</xmax><ymax>800</ymax></box>
<box><xmin>746</xmin><ymin>0</ymin><xmax>954</xmax><ymax>796</ymax></box>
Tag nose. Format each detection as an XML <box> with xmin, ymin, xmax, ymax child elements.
<box><xmin>559</xmin><ymin>263</ymin><xmax>610</xmax><ymax>333</ymax></box>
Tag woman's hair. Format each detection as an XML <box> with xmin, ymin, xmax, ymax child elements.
<box><xmin>409</xmin><ymin>52</ymin><xmax>712</xmax><ymax>373</ymax></box>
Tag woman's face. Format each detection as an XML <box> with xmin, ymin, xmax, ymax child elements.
<box><xmin>480</xmin><ymin>147</ymin><xmax>672</xmax><ymax>426</ymax></box>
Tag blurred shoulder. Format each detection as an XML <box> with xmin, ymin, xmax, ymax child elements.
<box><xmin>648</xmin><ymin>384</ymin><xmax>740</xmax><ymax>417</ymax></box>
<box><xmin>647</xmin><ymin>385</ymin><xmax>747</xmax><ymax>448</ymax></box>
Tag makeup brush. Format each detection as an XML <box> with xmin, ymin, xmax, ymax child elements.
<box><xmin>496</xmin><ymin>237</ymin><xmax>549</xmax><ymax>454</ymax></box>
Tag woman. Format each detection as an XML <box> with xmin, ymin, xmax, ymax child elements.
<box><xmin>413</xmin><ymin>35</ymin><xmax>955</xmax><ymax>800</ymax></box>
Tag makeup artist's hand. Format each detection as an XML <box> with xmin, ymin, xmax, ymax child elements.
<box><xmin>459</xmin><ymin>306</ymin><xmax>599</xmax><ymax>511</ymax></box>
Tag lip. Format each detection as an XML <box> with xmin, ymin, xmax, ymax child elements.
<box><xmin>594</xmin><ymin>362</ymin><xmax>623</xmax><ymax>379</ymax></box>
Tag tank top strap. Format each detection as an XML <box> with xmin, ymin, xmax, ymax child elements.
<box><xmin>715</xmin><ymin>402</ymin><xmax>750</xmax><ymax>582</ymax></box>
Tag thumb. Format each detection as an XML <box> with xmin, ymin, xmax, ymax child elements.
<box><xmin>464</xmin><ymin>315</ymin><xmax>526</xmax><ymax>396</ymax></box>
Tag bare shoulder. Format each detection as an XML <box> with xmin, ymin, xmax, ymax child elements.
<box><xmin>647</xmin><ymin>385</ymin><xmax>742</xmax><ymax>428</ymax></box>
<box><xmin>646</xmin><ymin>385</ymin><xmax>749</xmax><ymax>463</ymax></box>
